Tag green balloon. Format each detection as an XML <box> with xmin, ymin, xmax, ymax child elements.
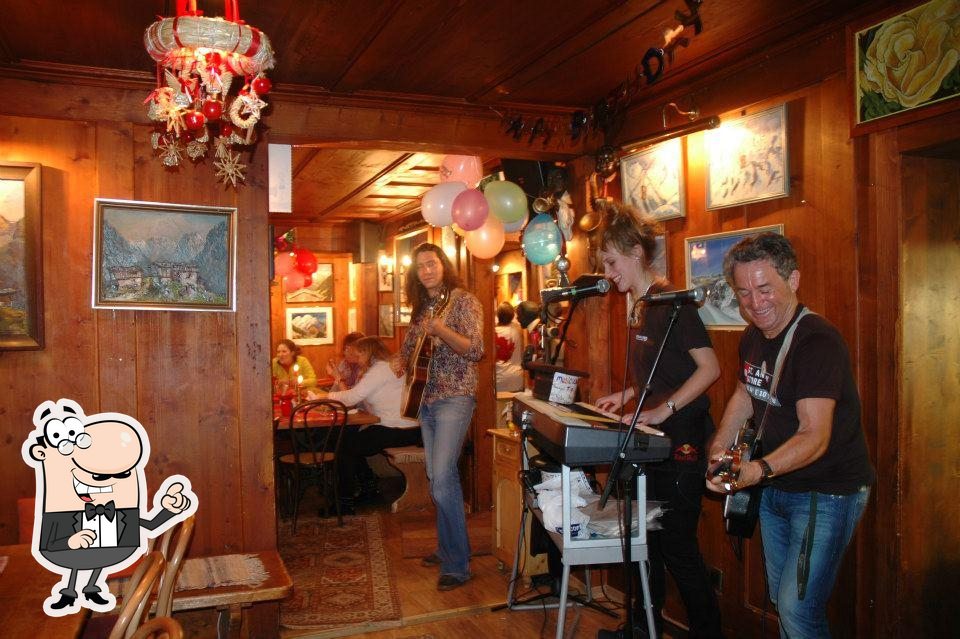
<box><xmin>484</xmin><ymin>180</ymin><xmax>528</xmax><ymax>224</ymax></box>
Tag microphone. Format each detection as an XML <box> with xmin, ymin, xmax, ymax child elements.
<box><xmin>540</xmin><ymin>274</ymin><xmax>611</xmax><ymax>304</ymax></box>
<box><xmin>641</xmin><ymin>286</ymin><xmax>706</xmax><ymax>304</ymax></box>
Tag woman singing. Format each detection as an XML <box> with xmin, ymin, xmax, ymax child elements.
<box><xmin>392</xmin><ymin>243</ymin><xmax>483</xmax><ymax>592</ymax></box>
<box><xmin>594</xmin><ymin>202</ymin><xmax>724</xmax><ymax>639</ymax></box>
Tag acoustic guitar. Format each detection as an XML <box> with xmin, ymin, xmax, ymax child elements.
<box><xmin>710</xmin><ymin>421</ymin><xmax>763</xmax><ymax>538</ymax></box>
<box><xmin>400</xmin><ymin>289</ymin><xmax>450</xmax><ymax>419</ymax></box>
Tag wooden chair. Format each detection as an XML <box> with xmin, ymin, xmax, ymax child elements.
<box><xmin>154</xmin><ymin>515</ymin><xmax>196</xmax><ymax>618</ymax></box>
<box><xmin>129</xmin><ymin>616</ymin><xmax>183</xmax><ymax>639</ymax></box>
<box><xmin>83</xmin><ymin>551</ymin><xmax>165</xmax><ymax>639</ymax></box>
<box><xmin>276</xmin><ymin>399</ymin><xmax>349</xmax><ymax>532</ymax></box>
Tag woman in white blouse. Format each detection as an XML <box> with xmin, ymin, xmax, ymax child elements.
<box><xmin>326</xmin><ymin>336</ymin><xmax>421</xmax><ymax>512</ymax></box>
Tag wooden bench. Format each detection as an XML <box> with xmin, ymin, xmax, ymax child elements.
<box><xmin>383</xmin><ymin>446</ymin><xmax>432</xmax><ymax>513</ymax></box>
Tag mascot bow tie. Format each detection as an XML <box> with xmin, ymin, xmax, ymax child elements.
<box><xmin>84</xmin><ymin>500</ymin><xmax>116</xmax><ymax>521</ymax></box>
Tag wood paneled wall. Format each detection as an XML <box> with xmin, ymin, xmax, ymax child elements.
<box><xmin>0</xmin><ymin>114</ymin><xmax>273</xmax><ymax>557</ymax></box>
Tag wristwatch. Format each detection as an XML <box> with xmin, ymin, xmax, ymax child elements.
<box><xmin>665</xmin><ymin>400</ymin><xmax>677</xmax><ymax>414</ymax></box>
<box><xmin>757</xmin><ymin>458</ymin><xmax>776</xmax><ymax>481</ymax></box>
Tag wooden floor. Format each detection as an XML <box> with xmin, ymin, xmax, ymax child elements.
<box><xmin>176</xmin><ymin>476</ymin><xmax>635</xmax><ymax>639</ymax></box>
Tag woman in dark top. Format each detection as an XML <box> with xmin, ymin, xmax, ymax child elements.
<box><xmin>594</xmin><ymin>201</ymin><xmax>724</xmax><ymax>639</ymax></box>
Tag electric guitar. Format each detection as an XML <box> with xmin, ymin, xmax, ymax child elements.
<box><xmin>400</xmin><ymin>289</ymin><xmax>450</xmax><ymax>419</ymax></box>
<box><xmin>709</xmin><ymin>421</ymin><xmax>763</xmax><ymax>538</ymax></box>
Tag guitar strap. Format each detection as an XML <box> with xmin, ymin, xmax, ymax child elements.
<box><xmin>753</xmin><ymin>306</ymin><xmax>813</xmax><ymax>443</ymax></box>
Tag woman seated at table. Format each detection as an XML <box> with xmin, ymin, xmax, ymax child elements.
<box><xmin>325</xmin><ymin>336</ymin><xmax>421</xmax><ymax>513</ymax></box>
<box><xmin>326</xmin><ymin>331</ymin><xmax>365</xmax><ymax>391</ymax></box>
<box><xmin>272</xmin><ymin>339</ymin><xmax>318</xmax><ymax>396</ymax></box>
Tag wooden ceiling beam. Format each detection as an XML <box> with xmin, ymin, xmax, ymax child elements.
<box><xmin>0</xmin><ymin>65</ymin><xmax>588</xmax><ymax>160</ymax></box>
<box><xmin>309</xmin><ymin>152</ymin><xmax>417</xmax><ymax>221</ymax></box>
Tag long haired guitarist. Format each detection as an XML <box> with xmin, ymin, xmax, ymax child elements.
<box><xmin>706</xmin><ymin>233</ymin><xmax>874</xmax><ymax>639</ymax></box>
<box><xmin>390</xmin><ymin>242</ymin><xmax>483</xmax><ymax>592</ymax></box>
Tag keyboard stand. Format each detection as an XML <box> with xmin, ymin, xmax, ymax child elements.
<box><xmin>504</xmin><ymin>460</ymin><xmax>656</xmax><ymax>639</ymax></box>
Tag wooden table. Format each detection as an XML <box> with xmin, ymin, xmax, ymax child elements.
<box><xmin>0</xmin><ymin>543</ymin><xmax>90</xmax><ymax>638</ymax></box>
<box><xmin>273</xmin><ymin>407</ymin><xmax>380</xmax><ymax>429</ymax></box>
<box><xmin>168</xmin><ymin>550</ymin><xmax>292</xmax><ymax>639</ymax></box>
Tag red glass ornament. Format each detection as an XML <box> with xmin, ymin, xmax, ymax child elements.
<box><xmin>205</xmin><ymin>51</ymin><xmax>223</xmax><ymax>68</ymax></box>
<box><xmin>220</xmin><ymin>122</ymin><xmax>235</xmax><ymax>138</ymax></box>
<box><xmin>184</xmin><ymin>111</ymin><xmax>206</xmax><ymax>130</ymax></box>
<box><xmin>201</xmin><ymin>100</ymin><xmax>223</xmax><ymax>121</ymax></box>
<box><xmin>251</xmin><ymin>76</ymin><xmax>273</xmax><ymax>95</ymax></box>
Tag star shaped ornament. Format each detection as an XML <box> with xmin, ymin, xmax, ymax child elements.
<box><xmin>214</xmin><ymin>150</ymin><xmax>246</xmax><ymax>188</ymax></box>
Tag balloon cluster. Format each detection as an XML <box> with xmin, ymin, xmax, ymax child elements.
<box><xmin>273</xmin><ymin>230</ymin><xmax>318</xmax><ymax>292</ymax></box>
<box><xmin>419</xmin><ymin>155</ymin><xmax>564</xmax><ymax>266</ymax></box>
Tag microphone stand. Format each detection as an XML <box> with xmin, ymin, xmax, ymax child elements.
<box><xmin>597</xmin><ymin>299</ymin><xmax>682</xmax><ymax>638</ymax></box>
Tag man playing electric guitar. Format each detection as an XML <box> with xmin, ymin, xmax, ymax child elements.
<box><xmin>391</xmin><ymin>242</ymin><xmax>483</xmax><ymax>592</ymax></box>
<box><xmin>706</xmin><ymin>233</ymin><xmax>874</xmax><ymax>639</ymax></box>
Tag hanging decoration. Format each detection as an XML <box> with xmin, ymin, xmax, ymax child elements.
<box><xmin>143</xmin><ymin>0</ymin><xmax>276</xmax><ymax>188</ymax></box>
<box><xmin>273</xmin><ymin>229</ymin><xmax>316</xmax><ymax>293</ymax></box>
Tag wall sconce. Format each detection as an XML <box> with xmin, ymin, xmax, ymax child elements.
<box><xmin>620</xmin><ymin>102</ymin><xmax>720</xmax><ymax>154</ymax></box>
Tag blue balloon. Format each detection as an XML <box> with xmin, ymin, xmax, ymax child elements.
<box><xmin>522</xmin><ymin>213</ymin><xmax>562</xmax><ymax>265</ymax></box>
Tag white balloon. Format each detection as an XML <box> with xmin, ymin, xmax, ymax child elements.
<box><xmin>421</xmin><ymin>181</ymin><xmax>467</xmax><ymax>226</ymax></box>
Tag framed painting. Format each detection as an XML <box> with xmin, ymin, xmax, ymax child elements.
<box><xmin>496</xmin><ymin>270</ymin><xmax>526</xmax><ymax>308</ymax></box>
<box><xmin>377</xmin><ymin>251</ymin><xmax>394</xmax><ymax>292</ymax></box>
<box><xmin>685</xmin><ymin>224</ymin><xmax>784</xmax><ymax>328</ymax></box>
<box><xmin>620</xmin><ymin>137</ymin><xmax>685</xmax><ymax>221</ymax></box>
<box><xmin>394</xmin><ymin>227</ymin><xmax>429</xmax><ymax>324</ymax></box>
<box><xmin>286</xmin><ymin>306</ymin><xmax>334</xmax><ymax>345</ymax></box>
<box><xmin>852</xmin><ymin>1</ymin><xmax>960</xmax><ymax>134</ymax></box>
<box><xmin>378</xmin><ymin>304</ymin><xmax>394</xmax><ymax>337</ymax></box>
<box><xmin>705</xmin><ymin>104</ymin><xmax>789</xmax><ymax>210</ymax></box>
<box><xmin>286</xmin><ymin>262</ymin><xmax>332</xmax><ymax>303</ymax></box>
<box><xmin>92</xmin><ymin>199</ymin><xmax>236</xmax><ymax>312</ymax></box>
<box><xmin>0</xmin><ymin>162</ymin><xmax>43</xmax><ymax>350</ymax></box>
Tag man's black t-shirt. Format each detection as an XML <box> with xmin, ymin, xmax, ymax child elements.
<box><xmin>629</xmin><ymin>281</ymin><xmax>713</xmax><ymax>464</ymax></box>
<box><xmin>738</xmin><ymin>305</ymin><xmax>875</xmax><ymax>494</ymax></box>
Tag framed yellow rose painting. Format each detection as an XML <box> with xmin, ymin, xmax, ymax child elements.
<box><xmin>852</xmin><ymin>0</ymin><xmax>960</xmax><ymax>134</ymax></box>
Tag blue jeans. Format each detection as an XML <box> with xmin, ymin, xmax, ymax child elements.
<box><xmin>760</xmin><ymin>486</ymin><xmax>871</xmax><ymax>639</ymax></box>
<box><xmin>420</xmin><ymin>395</ymin><xmax>475</xmax><ymax>579</ymax></box>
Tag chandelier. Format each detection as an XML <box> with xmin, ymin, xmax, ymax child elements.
<box><xmin>143</xmin><ymin>0</ymin><xmax>275</xmax><ymax>187</ymax></box>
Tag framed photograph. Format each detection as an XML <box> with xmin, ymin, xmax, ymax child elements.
<box><xmin>377</xmin><ymin>251</ymin><xmax>394</xmax><ymax>292</ymax></box>
<box><xmin>286</xmin><ymin>306</ymin><xmax>334</xmax><ymax>345</ymax></box>
<box><xmin>685</xmin><ymin>225</ymin><xmax>784</xmax><ymax>328</ymax></box>
<box><xmin>92</xmin><ymin>199</ymin><xmax>236</xmax><ymax>312</ymax></box>
<box><xmin>394</xmin><ymin>227</ymin><xmax>429</xmax><ymax>323</ymax></box>
<box><xmin>286</xmin><ymin>262</ymin><xmax>332</xmax><ymax>303</ymax></box>
<box><xmin>705</xmin><ymin>104</ymin><xmax>789</xmax><ymax>210</ymax></box>
<box><xmin>620</xmin><ymin>137</ymin><xmax>685</xmax><ymax>221</ymax></box>
<box><xmin>0</xmin><ymin>162</ymin><xmax>43</xmax><ymax>350</ymax></box>
<box><xmin>378</xmin><ymin>303</ymin><xmax>394</xmax><ymax>337</ymax></box>
<box><xmin>853</xmin><ymin>1</ymin><xmax>960</xmax><ymax>134</ymax></box>
<box><xmin>440</xmin><ymin>225</ymin><xmax>460</xmax><ymax>272</ymax></box>
<box><xmin>348</xmin><ymin>307</ymin><xmax>357</xmax><ymax>333</ymax></box>
<box><xmin>496</xmin><ymin>270</ymin><xmax>526</xmax><ymax>307</ymax></box>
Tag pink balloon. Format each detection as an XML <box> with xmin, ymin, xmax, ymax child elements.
<box><xmin>465</xmin><ymin>215</ymin><xmax>505</xmax><ymax>259</ymax></box>
<box><xmin>450</xmin><ymin>188</ymin><xmax>489</xmax><ymax>231</ymax></box>
<box><xmin>284</xmin><ymin>269</ymin><xmax>307</xmax><ymax>291</ymax></box>
<box><xmin>274</xmin><ymin>251</ymin><xmax>296</xmax><ymax>277</ymax></box>
<box><xmin>440</xmin><ymin>155</ymin><xmax>483</xmax><ymax>186</ymax></box>
<box><xmin>421</xmin><ymin>181</ymin><xmax>466</xmax><ymax>226</ymax></box>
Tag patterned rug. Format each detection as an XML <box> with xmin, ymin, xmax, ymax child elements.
<box><xmin>279</xmin><ymin>513</ymin><xmax>402</xmax><ymax>631</ymax></box>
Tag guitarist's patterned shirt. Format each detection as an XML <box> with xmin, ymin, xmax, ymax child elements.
<box><xmin>400</xmin><ymin>288</ymin><xmax>485</xmax><ymax>404</ymax></box>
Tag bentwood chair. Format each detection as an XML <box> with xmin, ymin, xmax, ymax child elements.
<box><xmin>153</xmin><ymin>515</ymin><xmax>196</xmax><ymax>618</ymax></box>
<box><xmin>83</xmin><ymin>551</ymin><xmax>165</xmax><ymax>639</ymax></box>
<box><xmin>277</xmin><ymin>399</ymin><xmax>349</xmax><ymax>532</ymax></box>
<box><xmin>129</xmin><ymin>616</ymin><xmax>184</xmax><ymax>639</ymax></box>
